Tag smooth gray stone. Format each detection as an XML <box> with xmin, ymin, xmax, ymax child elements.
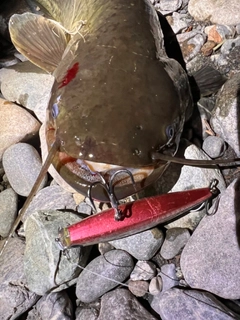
<box><xmin>0</xmin><ymin>188</ymin><xmax>18</xmax><ymax>237</ymax></box>
<box><xmin>24</xmin><ymin>210</ymin><xmax>89</xmax><ymax>295</ymax></box>
<box><xmin>76</xmin><ymin>250</ymin><xmax>134</xmax><ymax>303</ymax></box>
<box><xmin>181</xmin><ymin>178</ymin><xmax>240</xmax><ymax>299</ymax></box>
<box><xmin>98</xmin><ymin>288</ymin><xmax>158</xmax><ymax>320</ymax></box>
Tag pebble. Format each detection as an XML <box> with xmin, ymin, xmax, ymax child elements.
<box><xmin>130</xmin><ymin>260</ymin><xmax>157</xmax><ymax>281</ymax></box>
<box><xmin>98</xmin><ymin>288</ymin><xmax>158</xmax><ymax>320</ymax></box>
<box><xmin>202</xmin><ymin>136</ymin><xmax>226</xmax><ymax>158</ymax></box>
<box><xmin>166</xmin><ymin>12</ymin><xmax>189</xmax><ymax>34</ymax></box>
<box><xmin>109</xmin><ymin>227</ymin><xmax>164</xmax><ymax>260</ymax></box>
<box><xmin>0</xmin><ymin>238</ymin><xmax>39</xmax><ymax>319</ymax></box>
<box><xmin>160</xmin><ymin>228</ymin><xmax>190</xmax><ymax>260</ymax></box>
<box><xmin>181</xmin><ymin>178</ymin><xmax>240</xmax><ymax>299</ymax></box>
<box><xmin>0</xmin><ymin>98</ymin><xmax>40</xmax><ymax>160</ymax></box>
<box><xmin>159</xmin><ymin>263</ymin><xmax>179</xmax><ymax>292</ymax></box>
<box><xmin>177</xmin><ymin>31</ymin><xmax>206</xmax><ymax>62</ymax></box>
<box><xmin>0</xmin><ymin>188</ymin><xmax>18</xmax><ymax>237</ymax></box>
<box><xmin>149</xmin><ymin>276</ymin><xmax>163</xmax><ymax>295</ymax></box>
<box><xmin>76</xmin><ymin>307</ymin><xmax>98</xmax><ymax>320</ymax></box>
<box><xmin>26</xmin><ymin>291</ymin><xmax>74</xmax><ymax>320</ymax></box>
<box><xmin>76</xmin><ymin>250</ymin><xmax>134</xmax><ymax>303</ymax></box>
<box><xmin>154</xmin><ymin>287</ymin><xmax>235</xmax><ymax>319</ymax></box>
<box><xmin>205</xmin><ymin>25</ymin><xmax>235</xmax><ymax>43</ymax></box>
<box><xmin>22</xmin><ymin>184</ymin><xmax>77</xmax><ymax>222</ymax></box>
<box><xmin>188</xmin><ymin>0</ymin><xmax>240</xmax><ymax>25</ymax></box>
<box><xmin>2</xmin><ymin>143</ymin><xmax>47</xmax><ymax>197</ymax></box>
<box><xmin>24</xmin><ymin>210</ymin><xmax>89</xmax><ymax>296</ymax></box>
<box><xmin>211</xmin><ymin>73</ymin><xmax>240</xmax><ymax>157</ymax></box>
<box><xmin>128</xmin><ymin>280</ymin><xmax>149</xmax><ymax>297</ymax></box>
<box><xmin>220</xmin><ymin>37</ymin><xmax>240</xmax><ymax>56</ymax></box>
<box><xmin>155</xmin><ymin>0</ymin><xmax>182</xmax><ymax>15</ymax></box>
<box><xmin>0</xmin><ymin>61</ymin><xmax>54</xmax><ymax>123</ymax></box>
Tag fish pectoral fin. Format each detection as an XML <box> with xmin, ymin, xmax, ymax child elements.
<box><xmin>34</xmin><ymin>0</ymin><xmax>85</xmax><ymax>35</ymax></box>
<box><xmin>9</xmin><ymin>13</ymin><xmax>68</xmax><ymax>73</ymax></box>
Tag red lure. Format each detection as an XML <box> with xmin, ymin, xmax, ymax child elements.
<box><xmin>56</xmin><ymin>185</ymin><xmax>216</xmax><ymax>249</ymax></box>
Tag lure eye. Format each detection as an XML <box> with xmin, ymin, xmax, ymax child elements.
<box><xmin>52</xmin><ymin>103</ymin><xmax>59</xmax><ymax>119</ymax></box>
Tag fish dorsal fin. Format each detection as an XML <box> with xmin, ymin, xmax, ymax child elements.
<box><xmin>34</xmin><ymin>0</ymin><xmax>86</xmax><ymax>35</ymax></box>
<box><xmin>9</xmin><ymin>12</ymin><xmax>68</xmax><ymax>73</ymax></box>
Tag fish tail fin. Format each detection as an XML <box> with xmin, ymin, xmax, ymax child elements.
<box><xmin>189</xmin><ymin>65</ymin><xmax>227</xmax><ymax>99</ymax></box>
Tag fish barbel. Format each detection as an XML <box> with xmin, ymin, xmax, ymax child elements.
<box><xmin>9</xmin><ymin>0</ymin><xmax>192</xmax><ymax>201</ymax></box>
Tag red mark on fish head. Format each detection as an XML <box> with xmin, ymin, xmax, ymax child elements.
<box><xmin>59</xmin><ymin>62</ymin><xmax>79</xmax><ymax>88</ymax></box>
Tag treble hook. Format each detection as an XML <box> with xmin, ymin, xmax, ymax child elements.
<box><xmin>87</xmin><ymin>169</ymin><xmax>137</xmax><ymax>221</ymax></box>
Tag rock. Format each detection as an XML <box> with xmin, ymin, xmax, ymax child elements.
<box><xmin>0</xmin><ymin>188</ymin><xmax>18</xmax><ymax>237</ymax></box>
<box><xmin>0</xmin><ymin>98</ymin><xmax>40</xmax><ymax>160</ymax></box>
<box><xmin>202</xmin><ymin>136</ymin><xmax>226</xmax><ymax>158</ymax></box>
<box><xmin>166</xmin><ymin>12</ymin><xmax>189</xmax><ymax>34</ymax></box>
<box><xmin>76</xmin><ymin>250</ymin><xmax>134</xmax><ymax>303</ymax></box>
<box><xmin>160</xmin><ymin>228</ymin><xmax>190</xmax><ymax>260</ymax></box>
<box><xmin>109</xmin><ymin>227</ymin><xmax>164</xmax><ymax>260</ymax></box>
<box><xmin>128</xmin><ymin>280</ymin><xmax>149</xmax><ymax>297</ymax></box>
<box><xmin>26</xmin><ymin>291</ymin><xmax>74</xmax><ymax>320</ymax></box>
<box><xmin>76</xmin><ymin>307</ymin><xmax>99</xmax><ymax>320</ymax></box>
<box><xmin>205</xmin><ymin>25</ymin><xmax>235</xmax><ymax>44</ymax></box>
<box><xmin>23</xmin><ymin>184</ymin><xmax>77</xmax><ymax>222</ymax></box>
<box><xmin>153</xmin><ymin>287</ymin><xmax>235</xmax><ymax>319</ymax></box>
<box><xmin>2</xmin><ymin>143</ymin><xmax>47</xmax><ymax>196</ymax></box>
<box><xmin>149</xmin><ymin>276</ymin><xmax>163</xmax><ymax>295</ymax></box>
<box><xmin>24</xmin><ymin>210</ymin><xmax>89</xmax><ymax>295</ymax></box>
<box><xmin>0</xmin><ymin>238</ymin><xmax>39</xmax><ymax>319</ymax></box>
<box><xmin>181</xmin><ymin>178</ymin><xmax>240</xmax><ymax>299</ymax></box>
<box><xmin>211</xmin><ymin>73</ymin><xmax>240</xmax><ymax>157</ymax></box>
<box><xmin>221</xmin><ymin>37</ymin><xmax>240</xmax><ymax>56</ymax></box>
<box><xmin>155</xmin><ymin>0</ymin><xmax>182</xmax><ymax>15</ymax></box>
<box><xmin>177</xmin><ymin>31</ymin><xmax>206</xmax><ymax>63</ymax></box>
<box><xmin>130</xmin><ymin>260</ymin><xmax>157</xmax><ymax>281</ymax></box>
<box><xmin>159</xmin><ymin>263</ymin><xmax>179</xmax><ymax>292</ymax></box>
<box><xmin>98</xmin><ymin>288</ymin><xmax>158</xmax><ymax>320</ymax></box>
<box><xmin>188</xmin><ymin>0</ymin><xmax>240</xmax><ymax>25</ymax></box>
<box><xmin>0</xmin><ymin>61</ymin><xmax>54</xmax><ymax>122</ymax></box>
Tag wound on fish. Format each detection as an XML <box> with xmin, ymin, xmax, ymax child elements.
<box><xmin>59</xmin><ymin>62</ymin><xmax>79</xmax><ymax>88</ymax></box>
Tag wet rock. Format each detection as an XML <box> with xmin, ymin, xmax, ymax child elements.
<box><xmin>188</xmin><ymin>0</ymin><xmax>240</xmax><ymax>25</ymax></box>
<box><xmin>24</xmin><ymin>210</ymin><xmax>89</xmax><ymax>296</ymax></box>
<box><xmin>109</xmin><ymin>227</ymin><xmax>164</xmax><ymax>260</ymax></box>
<box><xmin>0</xmin><ymin>61</ymin><xmax>54</xmax><ymax>122</ymax></box>
<box><xmin>155</xmin><ymin>0</ymin><xmax>182</xmax><ymax>15</ymax></box>
<box><xmin>0</xmin><ymin>237</ymin><xmax>39</xmax><ymax>319</ymax></box>
<box><xmin>26</xmin><ymin>291</ymin><xmax>73</xmax><ymax>320</ymax></box>
<box><xmin>202</xmin><ymin>136</ymin><xmax>226</xmax><ymax>158</ymax></box>
<box><xmin>130</xmin><ymin>260</ymin><xmax>157</xmax><ymax>281</ymax></box>
<box><xmin>177</xmin><ymin>31</ymin><xmax>206</xmax><ymax>62</ymax></box>
<box><xmin>154</xmin><ymin>287</ymin><xmax>235</xmax><ymax>319</ymax></box>
<box><xmin>76</xmin><ymin>250</ymin><xmax>134</xmax><ymax>303</ymax></box>
<box><xmin>0</xmin><ymin>188</ymin><xmax>17</xmax><ymax>237</ymax></box>
<box><xmin>160</xmin><ymin>228</ymin><xmax>190</xmax><ymax>260</ymax></box>
<box><xmin>98</xmin><ymin>288</ymin><xmax>158</xmax><ymax>320</ymax></box>
<box><xmin>2</xmin><ymin>142</ymin><xmax>47</xmax><ymax>196</ymax></box>
<box><xmin>23</xmin><ymin>184</ymin><xmax>77</xmax><ymax>222</ymax></box>
<box><xmin>128</xmin><ymin>280</ymin><xmax>149</xmax><ymax>297</ymax></box>
<box><xmin>211</xmin><ymin>73</ymin><xmax>240</xmax><ymax>157</ymax></box>
<box><xmin>181</xmin><ymin>178</ymin><xmax>240</xmax><ymax>299</ymax></box>
<box><xmin>0</xmin><ymin>98</ymin><xmax>40</xmax><ymax>160</ymax></box>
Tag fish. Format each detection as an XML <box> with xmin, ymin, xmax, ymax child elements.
<box><xmin>8</xmin><ymin>0</ymin><xmax>193</xmax><ymax>201</ymax></box>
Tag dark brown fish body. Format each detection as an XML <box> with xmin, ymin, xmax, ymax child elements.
<box><xmin>9</xmin><ymin>0</ymin><xmax>192</xmax><ymax>200</ymax></box>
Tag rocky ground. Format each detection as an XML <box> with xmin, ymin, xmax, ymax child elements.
<box><xmin>0</xmin><ymin>0</ymin><xmax>240</xmax><ymax>319</ymax></box>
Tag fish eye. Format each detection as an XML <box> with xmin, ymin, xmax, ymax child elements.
<box><xmin>166</xmin><ymin>125</ymin><xmax>175</xmax><ymax>139</ymax></box>
<box><xmin>52</xmin><ymin>103</ymin><xmax>59</xmax><ymax>119</ymax></box>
